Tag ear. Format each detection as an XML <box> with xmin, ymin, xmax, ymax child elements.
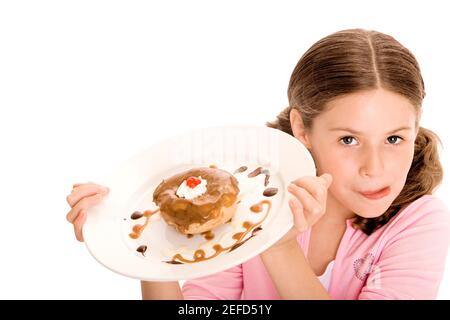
<box><xmin>290</xmin><ymin>108</ymin><xmax>312</xmax><ymax>149</ymax></box>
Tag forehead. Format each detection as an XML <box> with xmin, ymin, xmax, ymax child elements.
<box><xmin>315</xmin><ymin>89</ymin><xmax>417</xmax><ymax>130</ymax></box>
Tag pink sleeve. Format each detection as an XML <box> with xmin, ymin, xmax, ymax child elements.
<box><xmin>181</xmin><ymin>264</ymin><xmax>244</xmax><ymax>300</ymax></box>
<box><xmin>359</xmin><ymin>197</ymin><xmax>450</xmax><ymax>300</ymax></box>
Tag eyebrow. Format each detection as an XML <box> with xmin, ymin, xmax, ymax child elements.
<box><xmin>328</xmin><ymin>126</ymin><xmax>413</xmax><ymax>135</ymax></box>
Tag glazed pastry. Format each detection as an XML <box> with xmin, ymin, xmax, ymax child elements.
<box><xmin>153</xmin><ymin>167</ymin><xmax>240</xmax><ymax>235</ymax></box>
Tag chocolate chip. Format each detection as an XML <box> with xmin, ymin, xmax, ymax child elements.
<box><xmin>136</xmin><ymin>245</ymin><xmax>147</xmax><ymax>256</ymax></box>
<box><xmin>233</xmin><ymin>166</ymin><xmax>248</xmax><ymax>174</ymax></box>
<box><xmin>264</xmin><ymin>174</ymin><xmax>270</xmax><ymax>187</ymax></box>
<box><xmin>248</xmin><ymin>167</ymin><xmax>263</xmax><ymax>178</ymax></box>
<box><xmin>263</xmin><ymin>187</ymin><xmax>278</xmax><ymax>197</ymax></box>
<box><xmin>131</xmin><ymin>211</ymin><xmax>144</xmax><ymax>220</ymax></box>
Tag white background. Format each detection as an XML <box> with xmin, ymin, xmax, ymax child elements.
<box><xmin>1</xmin><ymin>0</ymin><xmax>449</xmax><ymax>299</ymax></box>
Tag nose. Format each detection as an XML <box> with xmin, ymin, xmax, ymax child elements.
<box><xmin>359</xmin><ymin>144</ymin><xmax>385</xmax><ymax>178</ymax></box>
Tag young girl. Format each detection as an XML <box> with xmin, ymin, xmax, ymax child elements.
<box><xmin>66</xmin><ymin>28</ymin><xmax>450</xmax><ymax>299</ymax></box>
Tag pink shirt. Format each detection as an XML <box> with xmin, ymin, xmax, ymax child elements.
<box><xmin>182</xmin><ymin>194</ymin><xmax>450</xmax><ymax>299</ymax></box>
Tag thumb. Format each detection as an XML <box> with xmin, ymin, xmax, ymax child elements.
<box><xmin>319</xmin><ymin>173</ymin><xmax>333</xmax><ymax>188</ymax></box>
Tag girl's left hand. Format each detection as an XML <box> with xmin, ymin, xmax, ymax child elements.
<box><xmin>265</xmin><ymin>173</ymin><xmax>333</xmax><ymax>252</ymax></box>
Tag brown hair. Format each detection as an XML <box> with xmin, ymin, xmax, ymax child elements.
<box><xmin>267</xmin><ymin>28</ymin><xmax>443</xmax><ymax>235</ymax></box>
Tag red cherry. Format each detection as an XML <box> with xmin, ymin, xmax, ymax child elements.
<box><xmin>186</xmin><ymin>176</ymin><xmax>201</xmax><ymax>188</ymax></box>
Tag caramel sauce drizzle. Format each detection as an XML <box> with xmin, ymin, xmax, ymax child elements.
<box><xmin>186</xmin><ymin>230</ymin><xmax>214</xmax><ymax>240</ymax></box>
<box><xmin>128</xmin><ymin>208</ymin><xmax>160</xmax><ymax>239</ymax></box>
<box><xmin>166</xmin><ymin>200</ymin><xmax>271</xmax><ymax>264</ymax></box>
<box><xmin>201</xmin><ymin>230</ymin><xmax>215</xmax><ymax>240</ymax></box>
<box><xmin>230</xmin><ymin>226</ymin><xmax>263</xmax><ymax>251</ymax></box>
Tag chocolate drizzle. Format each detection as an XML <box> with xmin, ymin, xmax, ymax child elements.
<box><xmin>234</xmin><ymin>166</ymin><xmax>248</xmax><ymax>174</ymax></box>
<box><xmin>128</xmin><ymin>208</ymin><xmax>160</xmax><ymax>239</ymax></box>
<box><xmin>136</xmin><ymin>245</ymin><xmax>147</xmax><ymax>256</ymax></box>
<box><xmin>262</xmin><ymin>169</ymin><xmax>270</xmax><ymax>187</ymax></box>
<box><xmin>248</xmin><ymin>167</ymin><xmax>263</xmax><ymax>178</ymax></box>
<box><xmin>230</xmin><ymin>226</ymin><xmax>263</xmax><ymax>252</ymax></box>
<box><xmin>131</xmin><ymin>211</ymin><xmax>144</xmax><ymax>220</ymax></box>
<box><xmin>165</xmin><ymin>260</ymin><xmax>184</xmax><ymax>265</ymax></box>
<box><xmin>247</xmin><ymin>167</ymin><xmax>270</xmax><ymax>187</ymax></box>
<box><xmin>263</xmin><ymin>187</ymin><xmax>278</xmax><ymax>197</ymax></box>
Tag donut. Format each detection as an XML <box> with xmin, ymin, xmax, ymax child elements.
<box><xmin>153</xmin><ymin>167</ymin><xmax>240</xmax><ymax>235</ymax></box>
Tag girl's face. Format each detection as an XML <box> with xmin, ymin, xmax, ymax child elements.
<box><xmin>291</xmin><ymin>89</ymin><xmax>420</xmax><ymax>219</ymax></box>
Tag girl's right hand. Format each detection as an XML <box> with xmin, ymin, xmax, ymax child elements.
<box><xmin>66</xmin><ymin>182</ymin><xmax>110</xmax><ymax>242</ymax></box>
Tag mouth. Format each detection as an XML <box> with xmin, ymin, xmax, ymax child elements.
<box><xmin>359</xmin><ymin>186</ymin><xmax>391</xmax><ymax>200</ymax></box>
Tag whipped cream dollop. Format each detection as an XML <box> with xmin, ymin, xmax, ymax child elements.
<box><xmin>176</xmin><ymin>176</ymin><xmax>207</xmax><ymax>200</ymax></box>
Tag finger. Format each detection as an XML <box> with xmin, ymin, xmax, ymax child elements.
<box><xmin>319</xmin><ymin>173</ymin><xmax>333</xmax><ymax>188</ymax></box>
<box><xmin>67</xmin><ymin>184</ymin><xmax>109</xmax><ymax>208</ymax></box>
<box><xmin>72</xmin><ymin>181</ymin><xmax>94</xmax><ymax>188</ymax></box>
<box><xmin>66</xmin><ymin>193</ymin><xmax>105</xmax><ymax>223</ymax></box>
<box><xmin>290</xmin><ymin>176</ymin><xmax>328</xmax><ymax>204</ymax></box>
<box><xmin>74</xmin><ymin>209</ymin><xmax>87</xmax><ymax>242</ymax></box>
<box><xmin>289</xmin><ymin>197</ymin><xmax>308</xmax><ymax>232</ymax></box>
<box><xmin>288</xmin><ymin>184</ymin><xmax>323</xmax><ymax>218</ymax></box>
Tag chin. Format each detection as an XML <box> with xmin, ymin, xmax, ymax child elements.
<box><xmin>341</xmin><ymin>192</ymin><xmax>396</xmax><ymax>219</ymax></box>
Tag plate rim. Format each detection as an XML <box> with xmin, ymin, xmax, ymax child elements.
<box><xmin>83</xmin><ymin>124</ymin><xmax>316</xmax><ymax>281</ymax></box>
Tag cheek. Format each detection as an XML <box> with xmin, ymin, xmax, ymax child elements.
<box><xmin>317</xmin><ymin>156</ymin><xmax>358</xmax><ymax>199</ymax></box>
<box><xmin>311</xmin><ymin>148</ymin><xmax>359</xmax><ymax>193</ymax></box>
<box><xmin>318</xmin><ymin>152</ymin><xmax>358</xmax><ymax>182</ymax></box>
<box><xmin>385</xmin><ymin>147</ymin><xmax>415</xmax><ymax>181</ymax></box>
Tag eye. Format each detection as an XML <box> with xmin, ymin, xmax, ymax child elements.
<box><xmin>387</xmin><ymin>135</ymin><xmax>403</xmax><ymax>145</ymax></box>
<box><xmin>339</xmin><ymin>136</ymin><xmax>358</xmax><ymax>146</ymax></box>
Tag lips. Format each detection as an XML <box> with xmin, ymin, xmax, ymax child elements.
<box><xmin>359</xmin><ymin>186</ymin><xmax>391</xmax><ymax>200</ymax></box>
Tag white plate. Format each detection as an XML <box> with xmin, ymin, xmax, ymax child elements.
<box><xmin>83</xmin><ymin>125</ymin><xmax>316</xmax><ymax>281</ymax></box>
